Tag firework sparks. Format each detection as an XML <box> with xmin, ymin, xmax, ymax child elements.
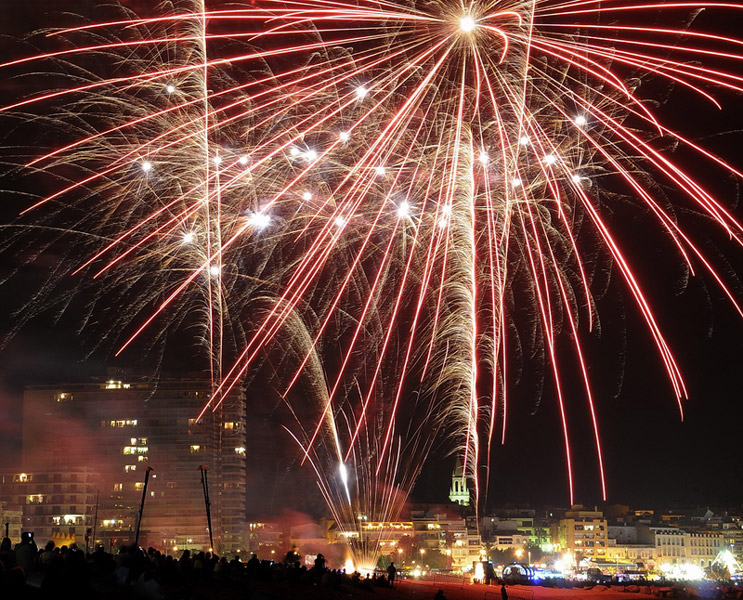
<box><xmin>3</xmin><ymin>0</ymin><xmax>743</xmax><ymax>560</ymax></box>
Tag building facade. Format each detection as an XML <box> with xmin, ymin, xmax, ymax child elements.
<box><xmin>0</xmin><ymin>468</ymin><xmax>99</xmax><ymax>546</ymax></box>
<box><xmin>18</xmin><ymin>372</ymin><xmax>247</xmax><ymax>553</ymax></box>
<box><xmin>551</xmin><ymin>505</ymin><xmax>608</xmax><ymax>562</ymax></box>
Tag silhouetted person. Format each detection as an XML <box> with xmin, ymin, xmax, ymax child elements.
<box><xmin>435</xmin><ymin>590</ymin><xmax>447</xmax><ymax>600</ymax></box>
<box><xmin>0</xmin><ymin>537</ymin><xmax>16</xmax><ymax>570</ymax></box>
<box><xmin>39</xmin><ymin>540</ymin><xmax>55</xmax><ymax>567</ymax></box>
<box><xmin>247</xmin><ymin>552</ymin><xmax>259</xmax><ymax>577</ymax></box>
<box><xmin>314</xmin><ymin>553</ymin><xmax>326</xmax><ymax>571</ymax></box>
<box><xmin>14</xmin><ymin>531</ymin><xmax>37</xmax><ymax>575</ymax></box>
<box><xmin>501</xmin><ymin>581</ymin><xmax>509</xmax><ymax>600</ymax></box>
<box><xmin>387</xmin><ymin>562</ymin><xmax>397</xmax><ymax>588</ymax></box>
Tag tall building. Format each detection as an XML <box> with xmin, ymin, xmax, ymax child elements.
<box><xmin>20</xmin><ymin>370</ymin><xmax>247</xmax><ymax>553</ymax></box>
<box><xmin>0</xmin><ymin>468</ymin><xmax>99</xmax><ymax>546</ymax></box>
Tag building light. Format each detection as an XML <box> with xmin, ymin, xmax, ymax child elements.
<box><xmin>235</xmin><ymin>447</ymin><xmax>246</xmax><ymax>455</ymax></box>
<box><xmin>190</xmin><ymin>445</ymin><xmax>201</xmax><ymax>453</ymax></box>
<box><xmin>123</xmin><ymin>446</ymin><xmax>148</xmax><ymax>455</ymax></box>
<box><xmin>137</xmin><ymin>455</ymin><xmax>148</xmax><ymax>462</ymax></box>
<box><xmin>113</xmin><ymin>483</ymin><xmax>123</xmax><ymax>491</ymax></box>
<box><xmin>124</xmin><ymin>465</ymin><xmax>137</xmax><ymax>473</ymax></box>
<box><xmin>135</xmin><ymin>482</ymin><xmax>144</xmax><ymax>490</ymax></box>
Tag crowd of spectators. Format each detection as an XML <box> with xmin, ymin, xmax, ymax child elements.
<box><xmin>0</xmin><ymin>533</ymin><xmax>407</xmax><ymax>599</ymax></box>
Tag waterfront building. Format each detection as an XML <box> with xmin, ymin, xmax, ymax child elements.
<box><xmin>0</xmin><ymin>468</ymin><xmax>99</xmax><ymax>546</ymax></box>
<box><xmin>18</xmin><ymin>371</ymin><xmax>246</xmax><ymax>552</ymax></box>
<box><xmin>550</xmin><ymin>505</ymin><xmax>608</xmax><ymax>561</ymax></box>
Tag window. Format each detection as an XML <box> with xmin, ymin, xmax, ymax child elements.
<box><xmin>102</xmin><ymin>519</ymin><xmax>123</xmax><ymax>528</ymax></box>
<box><xmin>113</xmin><ymin>483</ymin><xmax>123</xmax><ymax>491</ymax></box>
<box><xmin>235</xmin><ymin>447</ymin><xmax>246</xmax><ymax>455</ymax></box>
<box><xmin>135</xmin><ymin>482</ymin><xmax>144</xmax><ymax>491</ymax></box>
<box><xmin>137</xmin><ymin>455</ymin><xmax>149</xmax><ymax>462</ymax></box>
<box><xmin>124</xmin><ymin>465</ymin><xmax>137</xmax><ymax>473</ymax></box>
<box><xmin>105</xmin><ymin>380</ymin><xmax>130</xmax><ymax>389</ymax></box>
<box><xmin>167</xmin><ymin>482</ymin><xmax>176</xmax><ymax>489</ymax></box>
<box><xmin>190</xmin><ymin>445</ymin><xmax>201</xmax><ymax>453</ymax></box>
<box><xmin>123</xmin><ymin>446</ymin><xmax>148</xmax><ymax>455</ymax></box>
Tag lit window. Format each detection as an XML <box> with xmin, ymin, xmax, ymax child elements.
<box><xmin>102</xmin><ymin>519</ymin><xmax>124</xmax><ymax>528</ymax></box>
<box><xmin>135</xmin><ymin>482</ymin><xmax>144</xmax><ymax>490</ymax></box>
<box><xmin>55</xmin><ymin>393</ymin><xmax>72</xmax><ymax>402</ymax></box>
<box><xmin>27</xmin><ymin>494</ymin><xmax>45</xmax><ymax>504</ymax></box>
<box><xmin>137</xmin><ymin>455</ymin><xmax>149</xmax><ymax>462</ymax></box>
<box><xmin>190</xmin><ymin>445</ymin><xmax>201</xmax><ymax>453</ymax></box>
<box><xmin>188</xmin><ymin>418</ymin><xmax>197</xmax><ymax>426</ymax></box>
<box><xmin>113</xmin><ymin>483</ymin><xmax>123</xmax><ymax>491</ymax></box>
<box><xmin>235</xmin><ymin>447</ymin><xmax>246</xmax><ymax>455</ymax></box>
<box><xmin>167</xmin><ymin>482</ymin><xmax>176</xmax><ymax>489</ymax></box>
<box><xmin>224</xmin><ymin>422</ymin><xmax>235</xmax><ymax>430</ymax></box>
<box><xmin>124</xmin><ymin>465</ymin><xmax>137</xmax><ymax>473</ymax></box>
<box><xmin>123</xmin><ymin>446</ymin><xmax>148</xmax><ymax>455</ymax></box>
<box><xmin>14</xmin><ymin>473</ymin><xmax>31</xmax><ymax>483</ymax></box>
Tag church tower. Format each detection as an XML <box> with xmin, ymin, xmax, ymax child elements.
<box><xmin>449</xmin><ymin>459</ymin><xmax>470</xmax><ymax>506</ymax></box>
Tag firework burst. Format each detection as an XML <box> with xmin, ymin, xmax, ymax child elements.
<box><xmin>3</xmin><ymin>0</ymin><xmax>743</xmax><ymax>561</ymax></box>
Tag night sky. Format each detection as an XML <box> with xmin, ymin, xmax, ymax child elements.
<box><xmin>1</xmin><ymin>1</ymin><xmax>743</xmax><ymax>515</ymax></box>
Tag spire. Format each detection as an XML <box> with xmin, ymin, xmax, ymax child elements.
<box><xmin>449</xmin><ymin>459</ymin><xmax>470</xmax><ymax>506</ymax></box>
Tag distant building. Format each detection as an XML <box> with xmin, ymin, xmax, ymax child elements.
<box><xmin>608</xmin><ymin>524</ymin><xmax>639</xmax><ymax>545</ymax></box>
<box><xmin>491</xmin><ymin>532</ymin><xmax>530</xmax><ymax>552</ymax></box>
<box><xmin>19</xmin><ymin>372</ymin><xmax>246</xmax><ymax>553</ymax></box>
<box><xmin>247</xmin><ymin>521</ymin><xmax>283</xmax><ymax>556</ymax></box>
<box><xmin>637</xmin><ymin>525</ymin><xmax>687</xmax><ymax>564</ymax></box>
<box><xmin>605</xmin><ymin>540</ymin><xmax>656</xmax><ymax>569</ymax></box>
<box><xmin>637</xmin><ymin>524</ymin><xmax>726</xmax><ymax>567</ymax></box>
<box><xmin>449</xmin><ymin>461</ymin><xmax>470</xmax><ymax>506</ymax></box>
<box><xmin>550</xmin><ymin>505</ymin><xmax>608</xmax><ymax>561</ymax></box>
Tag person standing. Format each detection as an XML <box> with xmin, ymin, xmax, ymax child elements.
<box><xmin>387</xmin><ymin>561</ymin><xmax>397</xmax><ymax>588</ymax></box>
<box><xmin>501</xmin><ymin>581</ymin><xmax>509</xmax><ymax>600</ymax></box>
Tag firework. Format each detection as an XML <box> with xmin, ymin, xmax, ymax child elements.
<box><xmin>3</xmin><ymin>0</ymin><xmax>743</xmax><ymax>562</ymax></box>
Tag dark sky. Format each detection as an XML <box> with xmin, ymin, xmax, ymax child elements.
<box><xmin>1</xmin><ymin>1</ymin><xmax>743</xmax><ymax>514</ymax></box>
